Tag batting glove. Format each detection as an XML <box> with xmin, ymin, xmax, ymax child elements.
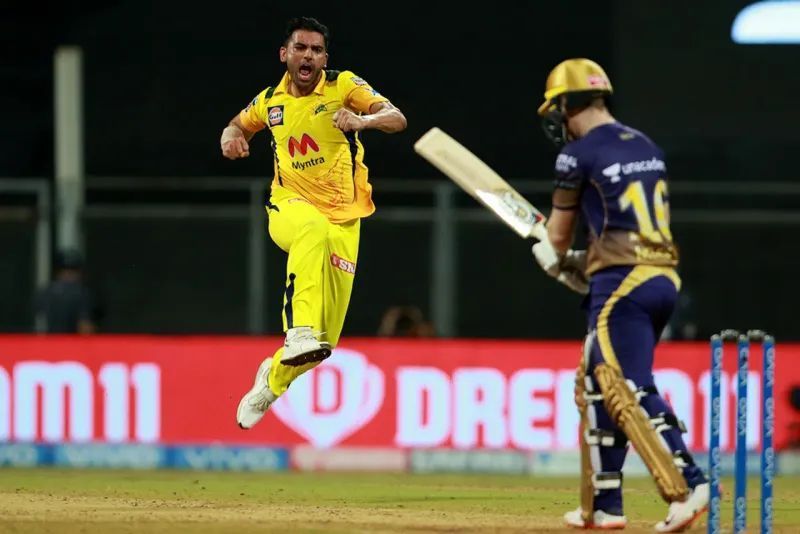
<box><xmin>532</xmin><ymin>241</ymin><xmax>589</xmax><ymax>295</ymax></box>
<box><xmin>531</xmin><ymin>239</ymin><xmax>561</xmax><ymax>277</ymax></box>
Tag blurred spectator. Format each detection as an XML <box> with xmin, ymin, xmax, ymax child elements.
<box><xmin>377</xmin><ymin>305</ymin><xmax>435</xmax><ymax>337</ymax></box>
<box><xmin>33</xmin><ymin>248</ymin><xmax>97</xmax><ymax>334</ymax></box>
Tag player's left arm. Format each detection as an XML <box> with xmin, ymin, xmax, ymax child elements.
<box><xmin>531</xmin><ymin>152</ymin><xmax>587</xmax><ymax>293</ymax></box>
<box><xmin>334</xmin><ymin>101</ymin><xmax>407</xmax><ymax>133</ymax></box>
<box><xmin>534</xmin><ymin>193</ymin><xmax>587</xmax><ymax>294</ymax></box>
<box><xmin>547</xmin><ymin>189</ymin><xmax>580</xmax><ymax>254</ymax></box>
<box><xmin>333</xmin><ymin>72</ymin><xmax>407</xmax><ymax>133</ymax></box>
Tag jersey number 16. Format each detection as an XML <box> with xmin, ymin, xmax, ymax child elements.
<box><xmin>619</xmin><ymin>179</ymin><xmax>673</xmax><ymax>243</ymax></box>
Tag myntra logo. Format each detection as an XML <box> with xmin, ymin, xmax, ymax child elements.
<box><xmin>288</xmin><ymin>134</ymin><xmax>319</xmax><ymax>157</ymax></box>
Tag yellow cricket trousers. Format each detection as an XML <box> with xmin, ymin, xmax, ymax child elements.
<box><xmin>265</xmin><ymin>185</ymin><xmax>360</xmax><ymax>396</ymax></box>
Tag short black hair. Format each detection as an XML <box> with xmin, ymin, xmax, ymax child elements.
<box><xmin>55</xmin><ymin>248</ymin><xmax>84</xmax><ymax>270</ymax></box>
<box><xmin>284</xmin><ymin>16</ymin><xmax>330</xmax><ymax>49</ymax></box>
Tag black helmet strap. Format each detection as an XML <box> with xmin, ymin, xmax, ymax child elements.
<box><xmin>541</xmin><ymin>109</ymin><xmax>568</xmax><ymax>148</ymax></box>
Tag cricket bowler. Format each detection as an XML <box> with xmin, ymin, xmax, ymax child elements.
<box><xmin>220</xmin><ymin>16</ymin><xmax>406</xmax><ymax>429</ymax></box>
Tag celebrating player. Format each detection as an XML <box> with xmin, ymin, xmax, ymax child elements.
<box><xmin>221</xmin><ymin>17</ymin><xmax>406</xmax><ymax>430</ymax></box>
<box><xmin>532</xmin><ymin>59</ymin><xmax>709</xmax><ymax>531</ymax></box>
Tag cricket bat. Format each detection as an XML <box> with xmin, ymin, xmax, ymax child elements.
<box><xmin>413</xmin><ymin>127</ymin><xmax>547</xmax><ymax>241</ymax></box>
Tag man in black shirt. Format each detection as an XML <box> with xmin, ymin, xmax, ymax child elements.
<box><xmin>34</xmin><ymin>249</ymin><xmax>96</xmax><ymax>334</ymax></box>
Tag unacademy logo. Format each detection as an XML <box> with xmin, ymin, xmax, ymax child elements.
<box><xmin>620</xmin><ymin>158</ymin><xmax>665</xmax><ymax>175</ymax></box>
<box><xmin>602</xmin><ymin>159</ymin><xmax>666</xmax><ymax>182</ymax></box>
<box><xmin>732</xmin><ymin>1</ymin><xmax>800</xmax><ymax>44</ymax></box>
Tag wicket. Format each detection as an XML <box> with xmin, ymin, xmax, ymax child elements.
<box><xmin>708</xmin><ymin>329</ymin><xmax>775</xmax><ymax>534</ymax></box>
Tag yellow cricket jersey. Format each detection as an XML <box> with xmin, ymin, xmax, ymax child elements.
<box><xmin>239</xmin><ymin>70</ymin><xmax>389</xmax><ymax>223</ymax></box>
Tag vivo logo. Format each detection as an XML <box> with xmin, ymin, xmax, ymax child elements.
<box><xmin>0</xmin><ymin>361</ymin><xmax>160</xmax><ymax>443</ymax></box>
<box><xmin>0</xmin><ymin>444</ymin><xmax>39</xmax><ymax>466</ymax></box>
<box><xmin>177</xmin><ymin>446</ymin><xmax>285</xmax><ymax>471</ymax></box>
<box><xmin>56</xmin><ymin>444</ymin><xmax>162</xmax><ymax>468</ymax></box>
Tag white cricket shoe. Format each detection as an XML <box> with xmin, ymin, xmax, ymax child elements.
<box><xmin>564</xmin><ymin>508</ymin><xmax>627</xmax><ymax>529</ymax></box>
<box><xmin>236</xmin><ymin>357</ymin><xmax>278</xmax><ymax>429</ymax></box>
<box><xmin>655</xmin><ymin>482</ymin><xmax>710</xmax><ymax>532</ymax></box>
<box><xmin>281</xmin><ymin>326</ymin><xmax>332</xmax><ymax>366</ymax></box>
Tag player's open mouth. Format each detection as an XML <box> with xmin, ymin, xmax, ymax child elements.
<box><xmin>298</xmin><ymin>64</ymin><xmax>313</xmax><ymax>80</ymax></box>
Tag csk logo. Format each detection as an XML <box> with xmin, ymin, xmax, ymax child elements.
<box><xmin>288</xmin><ymin>134</ymin><xmax>319</xmax><ymax>157</ymax></box>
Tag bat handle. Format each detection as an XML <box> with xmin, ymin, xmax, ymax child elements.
<box><xmin>530</xmin><ymin>223</ymin><xmax>548</xmax><ymax>242</ymax></box>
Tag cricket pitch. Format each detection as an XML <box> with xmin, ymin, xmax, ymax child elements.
<box><xmin>1</xmin><ymin>469</ymin><xmax>798</xmax><ymax>533</ymax></box>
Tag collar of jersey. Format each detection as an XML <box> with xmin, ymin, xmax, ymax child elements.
<box><xmin>274</xmin><ymin>71</ymin><xmax>328</xmax><ymax>96</ymax></box>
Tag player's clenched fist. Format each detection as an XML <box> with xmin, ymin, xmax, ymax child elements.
<box><xmin>333</xmin><ymin>108</ymin><xmax>366</xmax><ymax>132</ymax></box>
<box><xmin>220</xmin><ymin>126</ymin><xmax>250</xmax><ymax>159</ymax></box>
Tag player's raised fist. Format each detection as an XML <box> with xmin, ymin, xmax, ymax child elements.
<box><xmin>333</xmin><ymin>108</ymin><xmax>366</xmax><ymax>132</ymax></box>
<box><xmin>221</xmin><ymin>137</ymin><xmax>250</xmax><ymax>159</ymax></box>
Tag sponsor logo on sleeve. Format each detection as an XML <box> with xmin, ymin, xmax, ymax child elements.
<box><xmin>351</xmin><ymin>76</ymin><xmax>368</xmax><ymax>86</ymax></box>
<box><xmin>268</xmin><ymin>105</ymin><xmax>284</xmax><ymax>126</ymax></box>
<box><xmin>555</xmin><ymin>154</ymin><xmax>578</xmax><ymax>173</ymax></box>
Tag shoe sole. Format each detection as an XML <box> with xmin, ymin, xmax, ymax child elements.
<box><xmin>236</xmin><ymin>358</ymin><xmax>272</xmax><ymax>429</ymax></box>
<box><xmin>657</xmin><ymin>504</ymin><xmax>708</xmax><ymax>533</ymax></box>
<box><xmin>566</xmin><ymin>522</ymin><xmax>627</xmax><ymax>530</ymax></box>
<box><xmin>281</xmin><ymin>344</ymin><xmax>332</xmax><ymax>366</ymax></box>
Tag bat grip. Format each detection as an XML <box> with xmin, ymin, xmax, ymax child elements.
<box><xmin>530</xmin><ymin>223</ymin><xmax>548</xmax><ymax>242</ymax></box>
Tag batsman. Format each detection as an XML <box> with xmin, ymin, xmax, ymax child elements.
<box><xmin>532</xmin><ymin>59</ymin><xmax>709</xmax><ymax>531</ymax></box>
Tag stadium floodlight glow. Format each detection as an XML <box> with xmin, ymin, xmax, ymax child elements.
<box><xmin>732</xmin><ymin>1</ymin><xmax>800</xmax><ymax>44</ymax></box>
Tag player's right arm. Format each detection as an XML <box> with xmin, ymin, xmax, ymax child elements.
<box><xmin>220</xmin><ymin>89</ymin><xmax>269</xmax><ymax>160</ymax></box>
<box><xmin>221</xmin><ymin>115</ymin><xmax>253</xmax><ymax>160</ymax></box>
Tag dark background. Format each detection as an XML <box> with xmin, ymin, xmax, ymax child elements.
<box><xmin>1</xmin><ymin>1</ymin><xmax>798</xmax><ymax>339</ymax></box>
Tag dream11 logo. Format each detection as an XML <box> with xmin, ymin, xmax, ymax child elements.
<box><xmin>0</xmin><ymin>361</ymin><xmax>161</xmax><ymax>443</ymax></box>
<box><xmin>271</xmin><ymin>349</ymin><xmax>384</xmax><ymax>448</ymax></box>
<box><xmin>266</xmin><ymin>349</ymin><xmax>765</xmax><ymax>451</ymax></box>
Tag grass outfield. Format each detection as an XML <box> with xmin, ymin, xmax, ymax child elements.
<box><xmin>0</xmin><ymin>469</ymin><xmax>798</xmax><ymax>533</ymax></box>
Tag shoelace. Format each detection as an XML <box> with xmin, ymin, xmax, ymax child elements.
<box><xmin>248</xmin><ymin>371</ymin><xmax>274</xmax><ymax>412</ymax></box>
<box><xmin>248</xmin><ymin>389</ymin><xmax>272</xmax><ymax>411</ymax></box>
<box><xmin>287</xmin><ymin>329</ymin><xmax>327</xmax><ymax>342</ymax></box>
